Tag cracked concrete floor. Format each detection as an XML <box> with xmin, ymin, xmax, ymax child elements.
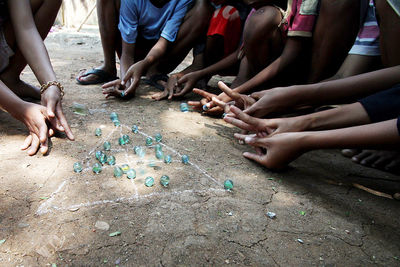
<box><xmin>0</xmin><ymin>27</ymin><xmax>399</xmax><ymax>266</ymax></box>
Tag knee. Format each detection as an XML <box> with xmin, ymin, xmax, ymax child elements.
<box><xmin>243</xmin><ymin>6</ymin><xmax>281</xmax><ymax>46</ymax></box>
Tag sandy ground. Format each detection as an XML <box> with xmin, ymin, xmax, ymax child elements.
<box><xmin>0</xmin><ymin>26</ymin><xmax>399</xmax><ymax>266</ymax></box>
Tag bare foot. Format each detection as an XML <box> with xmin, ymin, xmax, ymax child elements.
<box><xmin>0</xmin><ymin>75</ymin><xmax>40</xmax><ymax>99</ymax></box>
<box><xmin>350</xmin><ymin>150</ymin><xmax>400</xmax><ymax>173</ymax></box>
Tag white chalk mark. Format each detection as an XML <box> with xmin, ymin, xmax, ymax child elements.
<box><xmin>36</xmin><ymin>180</ymin><xmax>68</xmax><ymax>215</ymax></box>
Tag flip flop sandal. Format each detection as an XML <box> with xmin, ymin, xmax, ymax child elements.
<box><xmin>76</xmin><ymin>68</ymin><xmax>118</xmax><ymax>85</ymax></box>
<box><xmin>142</xmin><ymin>74</ymin><xmax>169</xmax><ymax>91</ymax></box>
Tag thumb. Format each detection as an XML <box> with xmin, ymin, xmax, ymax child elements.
<box><xmin>46</xmin><ymin>100</ymin><xmax>56</xmax><ymax>118</ymax></box>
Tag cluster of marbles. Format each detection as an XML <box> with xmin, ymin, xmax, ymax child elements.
<box><xmin>110</xmin><ymin>112</ymin><xmax>120</xmax><ymax>126</ymax></box>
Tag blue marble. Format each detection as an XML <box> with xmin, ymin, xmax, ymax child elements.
<box><xmin>95</xmin><ymin>128</ymin><xmax>102</xmax><ymax>137</ymax></box>
<box><xmin>146</xmin><ymin>137</ymin><xmax>153</xmax><ymax>146</ymax></box>
<box><xmin>73</xmin><ymin>162</ymin><xmax>83</xmax><ymax>173</ymax></box>
<box><xmin>131</xmin><ymin>125</ymin><xmax>139</xmax><ymax>134</ymax></box>
<box><xmin>224</xmin><ymin>179</ymin><xmax>234</xmax><ymax>190</ymax></box>
<box><xmin>107</xmin><ymin>155</ymin><xmax>116</xmax><ymax>165</ymax></box>
<box><xmin>103</xmin><ymin>141</ymin><xmax>111</xmax><ymax>151</ymax></box>
<box><xmin>164</xmin><ymin>155</ymin><xmax>172</xmax><ymax>164</ymax></box>
<box><xmin>121</xmin><ymin>164</ymin><xmax>130</xmax><ymax>174</ymax></box>
<box><xmin>127</xmin><ymin>169</ymin><xmax>136</xmax><ymax>179</ymax></box>
<box><xmin>99</xmin><ymin>153</ymin><xmax>107</xmax><ymax>165</ymax></box>
<box><xmin>122</xmin><ymin>134</ymin><xmax>130</xmax><ymax>144</ymax></box>
<box><xmin>181</xmin><ymin>154</ymin><xmax>189</xmax><ymax>165</ymax></box>
<box><xmin>114</xmin><ymin>166</ymin><xmax>123</xmax><ymax>178</ymax></box>
<box><xmin>154</xmin><ymin>133</ymin><xmax>162</xmax><ymax>143</ymax></box>
<box><xmin>92</xmin><ymin>163</ymin><xmax>102</xmax><ymax>174</ymax></box>
<box><xmin>160</xmin><ymin>175</ymin><xmax>170</xmax><ymax>187</ymax></box>
<box><xmin>180</xmin><ymin>103</ymin><xmax>189</xmax><ymax>112</ymax></box>
<box><xmin>145</xmin><ymin>177</ymin><xmax>155</xmax><ymax>187</ymax></box>
<box><xmin>155</xmin><ymin>149</ymin><xmax>164</xmax><ymax>160</ymax></box>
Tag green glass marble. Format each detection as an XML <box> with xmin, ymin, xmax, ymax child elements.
<box><xmin>160</xmin><ymin>175</ymin><xmax>170</xmax><ymax>187</ymax></box>
<box><xmin>95</xmin><ymin>128</ymin><xmax>102</xmax><ymax>137</ymax></box>
<box><xmin>127</xmin><ymin>169</ymin><xmax>136</xmax><ymax>179</ymax></box>
<box><xmin>155</xmin><ymin>149</ymin><xmax>164</xmax><ymax>160</ymax></box>
<box><xmin>121</xmin><ymin>164</ymin><xmax>130</xmax><ymax>174</ymax></box>
<box><xmin>113</xmin><ymin>120</ymin><xmax>120</xmax><ymax>126</ymax></box>
<box><xmin>110</xmin><ymin>112</ymin><xmax>119</xmax><ymax>121</ymax></box>
<box><xmin>98</xmin><ymin>153</ymin><xmax>107</xmax><ymax>165</ymax></box>
<box><xmin>148</xmin><ymin>160</ymin><xmax>156</xmax><ymax>167</ymax></box>
<box><xmin>122</xmin><ymin>134</ymin><xmax>130</xmax><ymax>144</ymax></box>
<box><xmin>92</xmin><ymin>163</ymin><xmax>102</xmax><ymax>174</ymax></box>
<box><xmin>134</xmin><ymin>146</ymin><xmax>141</xmax><ymax>154</ymax></box>
<box><xmin>154</xmin><ymin>144</ymin><xmax>162</xmax><ymax>152</ymax></box>
<box><xmin>132</xmin><ymin>125</ymin><xmax>139</xmax><ymax>134</ymax></box>
<box><xmin>114</xmin><ymin>166</ymin><xmax>123</xmax><ymax>178</ymax></box>
<box><xmin>107</xmin><ymin>155</ymin><xmax>116</xmax><ymax>165</ymax></box>
<box><xmin>95</xmin><ymin>150</ymin><xmax>103</xmax><ymax>160</ymax></box>
<box><xmin>146</xmin><ymin>137</ymin><xmax>153</xmax><ymax>146</ymax></box>
<box><xmin>145</xmin><ymin>176</ymin><xmax>155</xmax><ymax>187</ymax></box>
<box><xmin>164</xmin><ymin>155</ymin><xmax>172</xmax><ymax>164</ymax></box>
<box><xmin>118</xmin><ymin>137</ymin><xmax>125</xmax><ymax>145</ymax></box>
<box><xmin>181</xmin><ymin>154</ymin><xmax>189</xmax><ymax>164</ymax></box>
<box><xmin>103</xmin><ymin>141</ymin><xmax>111</xmax><ymax>151</ymax></box>
<box><xmin>224</xmin><ymin>179</ymin><xmax>234</xmax><ymax>190</ymax></box>
<box><xmin>180</xmin><ymin>103</ymin><xmax>189</xmax><ymax>112</ymax></box>
<box><xmin>154</xmin><ymin>133</ymin><xmax>162</xmax><ymax>142</ymax></box>
<box><xmin>73</xmin><ymin>162</ymin><xmax>83</xmax><ymax>173</ymax></box>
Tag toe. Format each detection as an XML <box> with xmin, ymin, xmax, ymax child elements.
<box><xmin>342</xmin><ymin>149</ymin><xmax>360</xmax><ymax>158</ymax></box>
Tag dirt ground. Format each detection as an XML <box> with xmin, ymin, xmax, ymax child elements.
<box><xmin>0</xmin><ymin>26</ymin><xmax>399</xmax><ymax>266</ymax></box>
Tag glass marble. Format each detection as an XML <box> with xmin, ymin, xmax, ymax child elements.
<box><xmin>160</xmin><ymin>175</ymin><xmax>170</xmax><ymax>187</ymax></box>
<box><xmin>145</xmin><ymin>176</ymin><xmax>155</xmax><ymax>187</ymax></box>
<box><xmin>95</xmin><ymin>128</ymin><xmax>102</xmax><ymax>137</ymax></box>
<box><xmin>110</xmin><ymin>112</ymin><xmax>119</xmax><ymax>121</ymax></box>
<box><xmin>148</xmin><ymin>160</ymin><xmax>156</xmax><ymax>167</ymax></box>
<box><xmin>131</xmin><ymin>125</ymin><xmax>139</xmax><ymax>134</ymax></box>
<box><xmin>113</xmin><ymin>120</ymin><xmax>120</xmax><ymax>126</ymax></box>
<box><xmin>154</xmin><ymin>133</ymin><xmax>162</xmax><ymax>142</ymax></box>
<box><xmin>146</xmin><ymin>137</ymin><xmax>153</xmax><ymax>146</ymax></box>
<box><xmin>99</xmin><ymin>153</ymin><xmax>107</xmax><ymax>165</ymax></box>
<box><xmin>121</xmin><ymin>164</ymin><xmax>130</xmax><ymax>174</ymax></box>
<box><xmin>154</xmin><ymin>144</ymin><xmax>162</xmax><ymax>151</ymax></box>
<box><xmin>73</xmin><ymin>162</ymin><xmax>83</xmax><ymax>173</ymax></box>
<box><xmin>181</xmin><ymin>154</ymin><xmax>189</xmax><ymax>164</ymax></box>
<box><xmin>92</xmin><ymin>163</ymin><xmax>102</xmax><ymax>174</ymax></box>
<box><xmin>127</xmin><ymin>169</ymin><xmax>136</xmax><ymax>179</ymax></box>
<box><xmin>118</xmin><ymin>137</ymin><xmax>125</xmax><ymax>145</ymax></box>
<box><xmin>113</xmin><ymin>166</ymin><xmax>123</xmax><ymax>178</ymax></box>
<box><xmin>122</xmin><ymin>134</ymin><xmax>130</xmax><ymax>144</ymax></box>
<box><xmin>103</xmin><ymin>141</ymin><xmax>111</xmax><ymax>151</ymax></box>
<box><xmin>164</xmin><ymin>155</ymin><xmax>172</xmax><ymax>164</ymax></box>
<box><xmin>134</xmin><ymin>146</ymin><xmax>141</xmax><ymax>154</ymax></box>
<box><xmin>155</xmin><ymin>149</ymin><xmax>164</xmax><ymax>160</ymax></box>
<box><xmin>95</xmin><ymin>150</ymin><xmax>103</xmax><ymax>160</ymax></box>
<box><xmin>107</xmin><ymin>155</ymin><xmax>116</xmax><ymax>165</ymax></box>
<box><xmin>180</xmin><ymin>103</ymin><xmax>189</xmax><ymax>112</ymax></box>
<box><xmin>224</xmin><ymin>179</ymin><xmax>234</xmax><ymax>190</ymax></box>
<box><xmin>202</xmin><ymin>104</ymin><xmax>209</xmax><ymax>111</ymax></box>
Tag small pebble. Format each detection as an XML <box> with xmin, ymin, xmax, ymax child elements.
<box><xmin>145</xmin><ymin>177</ymin><xmax>155</xmax><ymax>187</ymax></box>
<box><xmin>114</xmin><ymin>166</ymin><xmax>123</xmax><ymax>178</ymax></box>
<box><xmin>132</xmin><ymin>125</ymin><xmax>139</xmax><ymax>133</ymax></box>
<box><xmin>103</xmin><ymin>141</ymin><xmax>111</xmax><ymax>151</ymax></box>
<box><xmin>160</xmin><ymin>175</ymin><xmax>170</xmax><ymax>187</ymax></box>
<box><xmin>92</xmin><ymin>163</ymin><xmax>102</xmax><ymax>174</ymax></box>
<box><xmin>73</xmin><ymin>162</ymin><xmax>83</xmax><ymax>173</ymax></box>
<box><xmin>95</xmin><ymin>221</ymin><xmax>110</xmax><ymax>231</ymax></box>
<box><xmin>181</xmin><ymin>154</ymin><xmax>189</xmax><ymax>164</ymax></box>
<box><xmin>164</xmin><ymin>155</ymin><xmax>172</xmax><ymax>164</ymax></box>
<box><xmin>224</xmin><ymin>179</ymin><xmax>234</xmax><ymax>190</ymax></box>
<box><xmin>297</xmin><ymin>239</ymin><xmax>304</xmax><ymax>244</ymax></box>
<box><xmin>180</xmin><ymin>103</ymin><xmax>189</xmax><ymax>112</ymax></box>
<box><xmin>95</xmin><ymin>128</ymin><xmax>102</xmax><ymax>137</ymax></box>
<box><xmin>127</xmin><ymin>169</ymin><xmax>136</xmax><ymax>179</ymax></box>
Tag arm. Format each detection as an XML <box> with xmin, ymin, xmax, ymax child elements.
<box><xmin>232</xmin><ymin>37</ymin><xmax>308</xmax><ymax>94</ymax></box>
<box><xmin>120</xmin><ymin>41</ymin><xmax>135</xmax><ymax>80</ymax></box>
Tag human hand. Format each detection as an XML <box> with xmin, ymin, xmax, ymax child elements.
<box><xmin>102</xmin><ymin>79</ymin><xmax>127</xmax><ymax>98</ymax></box>
<box><xmin>173</xmin><ymin>71</ymin><xmax>202</xmax><ymax>98</ymax></box>
<box><xmin>244</xmin><ymin>86</ymin><xmax>298</xmax><ymax>118</ymax></box>
<box><xmin>41</xmin><ymin>85</ymin><xmax>74</xmax><ymax>141</ymax></box>
<box><xmin>151</xmin><ymin>73</ymin><xmax>181</xmax><ymax>101</ymax></box>
<box><xmin>187</xmin><ymin>89</ymin><xmax>223</xmax><ymax>116</ymax></box>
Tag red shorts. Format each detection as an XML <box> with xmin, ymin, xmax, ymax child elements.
<box><xmin>207</xmin><ymin>5</ymin><xmax>242</xmax><ymax>57</ymax></box>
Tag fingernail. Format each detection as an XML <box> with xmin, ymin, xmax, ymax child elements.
<box><xmin>245</xmin><ymin>137</ymin><xmax>254</xmax><ymax>143</ymax></box>
<box><xmin>238</xmin><ymin>140</ymin><xmax>245</xmax><ymax>145</ymax></box>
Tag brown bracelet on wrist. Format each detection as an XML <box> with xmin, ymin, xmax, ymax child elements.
<box><xmin>40</xmin><ymin>81</ymin><xmax>65</xmax><ymax>99</ymax></box>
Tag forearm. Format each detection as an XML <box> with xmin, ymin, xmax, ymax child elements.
<box><xmin>301</xmin><ymin>103</ymin><xmax>371</xmax><ymax>131</ymax></box>
<box><xmin>8</xmin><ymin>0</ymin><xmax>56</xmax><ymax>84</ymax></box>
<box><xmin>142</xmin><ymin>37</ymin><xmax>169</xmax><ymax>70</ymax></box>
<box><xmin>302</xmin><ymin>119</ymin><xmax>400</xmax><ymax>150</ymax></box>
<box><xmin>0</xmin><ymin>81</ymin><xmax>27</xmax><ymax>119</ymax></box>
<box><xmin>197</xmin><ymin>51</ymin><xmax>239</xmax><ymax>78</ymax></box>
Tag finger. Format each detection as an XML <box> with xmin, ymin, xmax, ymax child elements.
<box><xmin>177</xmin><ymin>75</ymin><xmax>187</xmax><ymax>85</ymax></box>
<box><xmin>40</xmin><ymin>135</ymin><xmax>49</xmax><ymax>155</ymax></box>
<box><xmin>46</xmin><ymin>99</ymin><xmax>56</xmax><ymax>118</ymax></box>
<box><xmin>230</xmin><ymin>106</ymin><xmax>262</xmax><ymax>127</ymax></box>
<box><xmin>244</xmin><ymin>136</ymin><xmax>269</xmax><ymax>148</ymax></box>
<box><xmin>243</xmin><ymin>151</ymin><xmax>265</xmax><ymax>165</ymax></box>
<box><xmin>211</xmin><ymin>96</ymin><xmax>227</xmax><ymax>109</ymax></box>
<box><xmin>48</xmin><ymin>116</ymin><xmax>64</xmax><ymax>132</ymax></box>
<box><xmin>224</xmin><ymin>116</ymin><xmax>254</xmax><ymax>131</ymax></box>
<box><xmin>187</xmin><ymin>101</ymin><xmax>202</xmax><ymax>110</ymax></box>
<box><xmin>124</xmin><ymin>77</ymin><xmax>139</xmax><ymax>96</ymax></box>
<box><xmin>168</xmin><ymin>83</ymin><xmax>174</xmax><ymax>100</ymax></box>
<box><xmin>21</xmin><ymin>134</ymin><xmax>33</xmax><ymax>150</ymax></box>
<box><xmin>173</xmin><ymin>83</ymin><xmax>192</xmax><ymax>97</ymax></box>
<box><xmin>55</xmin><ymin>105</ymin><xmax>75</xmax><ymax>140</ymax></box>
<box><xmin>193</xmin><ymin>88</ymin><xmax>214</xmax><ymax>100</ymax></box>
<box><xmin>217</xmin><ymin>81</ymin><xmax>241</xmax><ymax>101</ymax></box>
<box><xmin>205</xmin><ymin>106</ymin><xmax>223</xmax><ymax>116</ymax></box>
<box><xmin>250</xmin><ymin>91</ymin><xmax>263</xmax><ymax>100</ymax></box>
<box><xmin>27</xmin><ymin>134</ymin><xmax>40</xmax><ymax>156</ymax></box>
<box><xmin>234</xmin><ymin>133</ymin><xmax>256</xmax><ymax>141</ymax></box>
<box><xmin>102</xmin><ymin>79</ymin><xmax>121</xmax><ymax>89</ymax></box>
<box><xmin>48</xmin><ymin>128</ymin><xmax>55</xmax><ymax>137</ymax></box>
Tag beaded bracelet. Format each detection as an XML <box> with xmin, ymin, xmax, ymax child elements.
<box><xmin>40</xmin><ymin>81</ymin><xmax>65</xmax><ymax>98</ymax></box>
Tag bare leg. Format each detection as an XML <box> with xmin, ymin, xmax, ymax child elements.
<box><xmin>76</xmin><ymin>0</ymin><xmax>121</xmax><ymax>84</ymax></box>
<box><xmin>150</xmin><ymin>0</ymin><xmax>214</xmax><ymax>76</ymax></box>
<box><xmin>0</xmin><ymin>0</ymin><xmax>62</xmax><ymax>98</ymax></box>
<box><xmin>232</xmin><ymin>5</ymin><xmax>284</xmax><ymax>89</ymax></box>
<box><xmin>308</xmin><ymin>0</ymin><xmax>360</xmax><ymax>83</ymax></box>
